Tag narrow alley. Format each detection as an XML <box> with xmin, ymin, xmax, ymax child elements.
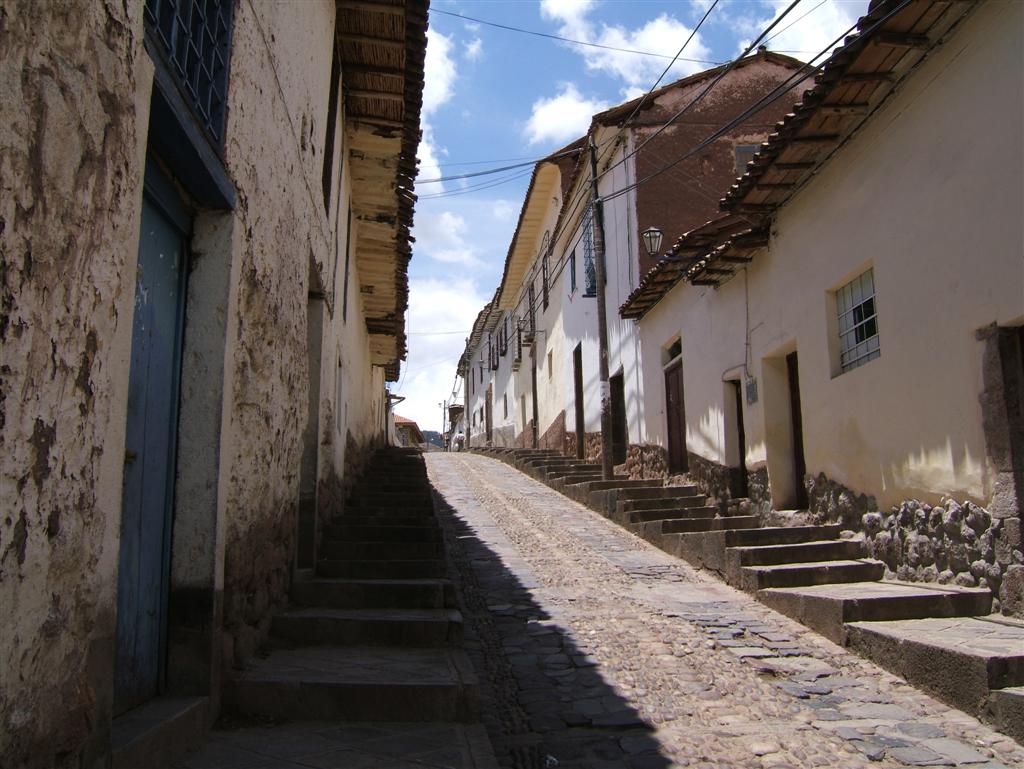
<box><xmin>176</xmin><ymin>452</ymin><xmax>1024</xmax><ymax>769</ymax></box>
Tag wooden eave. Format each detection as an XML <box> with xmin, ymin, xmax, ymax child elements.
<box><xmin>494</xmin><ymin>163</ymin><xmax>563</xmax><ymax>310</ymax></box>
<box><xmin>337</xmin><ymin>0</ymin><xmax>428</xmax><ymax>381</ymax></box>
<box><xmin>619</xmin><ymin>0</ymin><xmax>975</xmax><ymax>320</ymax></box>
<box><xmin>720</xmin><ymin>0</ymin><xmax>974</xmax><ymax>217</ymax></box>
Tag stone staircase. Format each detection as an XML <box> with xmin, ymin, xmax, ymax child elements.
<box><xmin>472</xmin><ymin>446</ymin><xmax>1023</xmax><ymax>742</ymax></box>
<box><xmin>225</xmin><ymin>447</ymin><xmax>479</xmax><ymax>724</ymax></box>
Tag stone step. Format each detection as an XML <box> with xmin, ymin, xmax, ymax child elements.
<box><xmin>350</xmin><ymin>493</ymin><xmax>433</xmax><ymax>509</ymax></box>
<box><xmin>578</xmin><ymin>479</ymin><xmax>664</xmax><ymax>492</ymax></box>
<box><xmin>989</xmin><ymin>686</ymin><xmax>1024</xmax><ymax>744</ymax></box>
<box><xmin>615</xmin><ymin>485</ymin><xmax>699</xmax><ymax>500</ymax></box>
<box><xmin>620</xmin><ymin>496</ymin><xmax>706</xmax><ymax>513</ymax></box>
<box><xmin>757</xmin><ymin>580</ymin><xmax>994</xmax><ymax>644</ymax></box>
<box><xmin>328</xmin><ymin>514</ymin><xmax>439</xmax><ymax>529</ymax></box>
<box><xmin>661</xmin><ymin>515</ymin><xmax>761</xmax><ymax>534</ymax></box>
<box><xmin>621</xmin><ymin>506</ymin><xmax>718</xmax><ymax>525</ymax></box>
<box><xmin>350</xmin><ymin>482</ymin><xmax>430</xmax><ymax>494</ymax></box>
<box><xmin>271</xmin><ymin>607</ymin><xmax>463</xmax><ymax>647</ymax></box>
<box><xmin>111</xmin><ymin>696</ymin><xmax>209</xmax><ymax>769</ymax></box>
<box><xmin>729</xmin><ymin>539</ymin><xmax>865</xmax><ymax>568</ymax></box>
<box><xmin>318</xmin><ymin>559</ymin><xmax>445</xmax><ymax>580</ymax></box>
<box><xmin>323</xmin><ymin>523</ymin><xmax>441</xmax><ymax>542</ymax></box>
<box><xmin>845</xmin><ymin>616</ymin><xmax>1024</xmax><ymax>734</ymax></box>
<box><xmin>227</xmin><ymin>646</ymin><xmax>479</xmax><ymax>722</ymax></box>
<box><xmin>739</xmin><ymin>559</ymin><xmax>886</xmax><ymax>591</ymax></box>
<box><xmin>547</xmin><ymin>470</ymin><xmax>604</xmax><ymax>482</ymax></box>
<box><xmin>724</xmin><ymin>524</ymin><xmax>844</xmax><ymax>547</ymax></box>
<box><xmin>291</xmin><ymin>577</ymin><xmax>454</xmax><ymax>609</ymax></box>
<box><xmin>320</xmin><ymin>540</ymin><xmax>444</xmax><ymax>560</ymax></box>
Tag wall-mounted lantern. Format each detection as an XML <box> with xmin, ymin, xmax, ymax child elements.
<box><xmin>641</xmin><ymin>226</ymin><xmax>664</xmax><ymax>258</ymax></box>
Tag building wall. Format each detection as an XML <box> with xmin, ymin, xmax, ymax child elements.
<box><xmin>0</xmin><ymin>1</ymin><xmax>152</xmax><ymax>763</ymax></box>
<box><xmin>0</xmin><ymin>1</ymin><xmax>400</xmax><ymax>765</ymax></box>
<box><xmin>638</xmin><ymin>0</ymin><xmax>1023</xmax><ymax>515</ymax></box>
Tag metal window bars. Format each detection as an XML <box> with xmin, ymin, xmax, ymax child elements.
<box><xmin>582</xmin><ymin>204</ymin><xmax>597</xmax><ymax>297</ymax></box>
<box><xmin>837</xmin><ymin>268</ymin><xmax>880</xmax><ymax>372</ymax></box>
<box><xmin>145</xmin><ymin>0</ymin><xmax>234</xmax><ymax>145</ymax></box>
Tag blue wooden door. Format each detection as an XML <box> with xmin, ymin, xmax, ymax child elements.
<box><xmin>114</xmin><ymin>166</ymin><xmax>188</xmax><ymax>714</ymax></box>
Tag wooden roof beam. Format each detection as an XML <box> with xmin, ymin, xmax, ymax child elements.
<box><xmin>348</xmin><ymin>88</ymin><xmax>405</xmax><ymax>102</ymax></box>
<box><xmin>872</xmin><ymin>32</ymin><xmax>930</xmax><ymax>50</ymax></box>
<box><xmin>818</xmin><ymin>102</ymin><xmax>870</xmax><ymax>116</ymax></box>
<box><xmin>337</xmin><ymin>33</ymin><xmax>405</xmax><ymax>50</ymax></box>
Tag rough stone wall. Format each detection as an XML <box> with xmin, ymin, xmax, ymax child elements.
<box><xmin>215</xmin><ymin>0</ymin><xmax>334</xmax><ymax>668</ymax></box>
<box><xmin>863</xmin><ymin>499</ymin><xmax>1023</xmax><ymax>616</ymax></box>
<box><xmin>538</xmin><ymin>411</ymin><xmax>566</xmax><ymax>452</ymax></box>
<box><xmin>806</xmin><ymin>472</ymin><xmax>877</xmax><ymax>531</ymax></box>
<box><xmin>802</xmin><ymin>473</ymin><xmax>1023</xmax><ymax>617</ymax></box>
<box><xmin>687</xmin><ymin>452</ymin><xmax>735</xmax><ymax>512</ymax></box>
<box><xmin>618</xmin><ymin>444</ymin><xmax>669</xmax><ymax>480</ymax></box>
<box><xmin>0</xmin><ymin>2</ymin><xmax>147</xmax><ymax>765</ymax></box>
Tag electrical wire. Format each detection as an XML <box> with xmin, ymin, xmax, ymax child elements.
<box><xmin>431</xmin><ymin>7</ymin><xmax>723</xmax><ymax>66</ymax></box>
<box><xmin>596</xmin><ymin>0</ymin><xmax>805</xmax><ymax>186</ymax></box>
<box><xmin>616</xmin><ymin>0</ymin><xmax>721</xmax><ymax>130</ymax></box>
<box><xmin>417</xmin><ymin>168</ymin><xmax>535</xmax><ymax>200</ymax></box>
<box><xmin>763</xmin><ymin>0</ymin><xmax>829</xmax><ymax>47</ymax></box>
<box><xmin>601</xmin><ymin>0</ymin><xmax>915</xmax><ymax>207</ymax></box>
<box><xmin>416</xmin><ymin>146</ymin><xmax>584</xmax><ymax>185</ymax></box>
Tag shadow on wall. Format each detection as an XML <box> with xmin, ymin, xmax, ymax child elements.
<box><xmin>430</xmin><ymin>488</ymin><xmax>672</xmax><ymax>768</ymax></box>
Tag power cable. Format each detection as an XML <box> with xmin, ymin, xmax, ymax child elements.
<box><xmin>431</xmin><ymin>8</ymin><xmax>722</xmax><ymax>66</ymax></box>
<box><xmin>602</xmin><ymin>0</ymin><xmax>914</xmax><ymax>205</ymax></box>
<box><xmin>616</xmin><ymin>0</ymin><xmax>721</xmax><ymax>129</ymax></box>
<box><xmin>763</xmin><ymin>0</ymin><xmax>829</xmax><ymax>47</ymax></box>
<box><xmin>596</xmin><ymin>0</ymin><xmax>805</xmax><ymax>185</ymax></box>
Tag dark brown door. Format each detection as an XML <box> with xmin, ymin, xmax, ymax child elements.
<box><xmin>530</xmin><ymin>355</ymin><xmax>539</xmax><ymax>448</ymax></box>
<box><xmin>731</xmin><ymin>380</ymin><xmax>748</xmax><ymax>497</ymax></box>
<box><xmin>485</xmin><ymin>384</ymin><xmax>493</xmax><ymax>444</ymax></box>
<box><xmin>573</xmin><ymin>344</ymin><xmax>585</xmax><ymax>459</ymax></box>
<box><xmin>610</xmin><ymin>373</ymin><xmax>627</xmax><ymax>465</ymax></box>
<box><xmin>786</xmin><ymin>351</ymin><xmax>808</xmax><ymax>509</ymax></box>
<box><xmin>664</xmin><ymin>361</ymin><xmax>687</xmax><ymax>473</ymax></box>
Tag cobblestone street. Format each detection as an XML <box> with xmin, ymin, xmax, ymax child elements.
<box><xmin>428</xmin><ymin>453</ymin><xmax>1024</xmax><ymax>769</ymax></box>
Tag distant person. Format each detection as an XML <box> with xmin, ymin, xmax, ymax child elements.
<box><xmin>453</xmin><ymin>431</ymin><xmax>465</xmax><ymax>452</ymax></box>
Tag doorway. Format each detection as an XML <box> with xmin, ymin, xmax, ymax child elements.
<box><xmin>728</xmin><ymin>380</ymin><xmax>748</xmax><ymax>497</ymax></box>
<box><xmin>664</xmin><ymin>360</ymin><xmax>688</xmax><ymax>473</ymax></box>
<box><xmin>573</xmin><ymin>344</ymin><xmax>584</xmax><ymax>459</ymax></box>
<box><xmin>530</xmin><ymin>354</ymin><xmax>539</xmax><ymax>448</ymax></box>
<box><xmin>115</xmin><ymin>162</ymin><xmax>189</xmax><ymax>714</ymax></box>
<box><xmin>485</xmin><ymin>383</ymin><xmax>494</xmax><ymax>444</ymax></box>
<box><xmin>786</xmin><ymin>351</ymin><xmax>809</xmax><ymax>509</ymax></box>
<box><xmin>610</xmin><ymin>372</ymin><xmax>627</xmax><ymax>465</ymax></box>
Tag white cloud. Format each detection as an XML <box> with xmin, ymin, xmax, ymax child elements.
<box><xmin>412</xmin><ymin>210</ymin><xmax>481</xmax><ymax>266</ymax></box>
<box><xmin>733</xmin><ymin>0</ymin><xmax>870</xmax><ymax>60</ymax></box>
<box><xmin>464</xmin><ymin>37</ymin><xmax>483</xmax><ymax>61</ymax></box>
<box><xmin>416</xmin><ymin>124</ymin><xmax>446</xmax><ymax>192</ymax></box>
<box><xmin>423</xmin><ymin>28</ymin><xmax>457</xmax><ymax>116</ymax></box>
<box><xmin>492</xmin><ymin>200</ymin><xmax>516</xmax><ymax>222</ymax></box>
<box><xmin>540</xmin><ymin>2</ymin><xmax>713</xmax><ymax>96</ymax></box>
<box><xmin>392</xmin><ymin>276</ymin><xmax>490</xmax><ymax>431</ymax></box>
<box><xmin>525</xmin><ymin>83</ymin><xmax>608</xmax><ymax>146</ymax></box>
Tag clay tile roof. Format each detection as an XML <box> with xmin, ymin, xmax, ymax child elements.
<box><xmin>619</xmin><ymin>0</ymin><xmax>976</xmax><ymax>320</ymax></box>
<box><xmin>336</xmin><ymin>0</ymin><xmax>429</xmax><ymax>381</ymax></box>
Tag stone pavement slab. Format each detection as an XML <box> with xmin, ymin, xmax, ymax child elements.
<box><xmin>428</xmin><ymin>453</ymin><xmax>1024</xmax><ymax>769</ymax></box>
<box><xmin>174</xmin><ymin>721</ymin><xmax>497</xmax><ymax>768</ymax></box>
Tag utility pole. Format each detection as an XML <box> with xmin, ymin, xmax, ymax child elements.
<box><xmin>439</xmin><ymin>400</ymin><xmax>446</xmax><ymax>451</ymax></box>
<box><xmin>463</xmin><ymin>339</ymin><xmax>471</xmax><ymax>450</ymax></box>
<box><xmin>588</xmin><ymin>135</ymin><xmax>614</xmax><ymax>480</ymax></box>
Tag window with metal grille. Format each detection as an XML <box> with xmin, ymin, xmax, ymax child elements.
<box><xmin>836</xmin><ymin>268</ymin><xmax>880</xmax><ymax>373</ymax></box>
<box><xmin>145</xmin><ymin>0</ymin><xmax>234</xmax><ymax>146</ymax></box>
<box><xmin>582</xmin><ymin>204</ymin><xmax>597</xmax><ymax>297</ymax></box>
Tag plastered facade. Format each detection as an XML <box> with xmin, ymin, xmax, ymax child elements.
<box><xmin>635</xmin><ymin>0</ymin><xmax>1023</xmax><ymax>514</ymax></box>
<box><xmin>0</xmin><ymin>1</ymin><xmax>409</xmax><ymax>766</ymax></box>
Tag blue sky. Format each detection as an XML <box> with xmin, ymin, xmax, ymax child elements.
<box><xmin>393</xmin><ymin>0</ymin><xmax>869</xmax><ymax>432</ymax></box>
